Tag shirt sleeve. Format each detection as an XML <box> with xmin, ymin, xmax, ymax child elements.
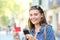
<box><xmin>46</xmin><ymin>25</ymin><xmax>55</xmax><ymax>40</ymax></box>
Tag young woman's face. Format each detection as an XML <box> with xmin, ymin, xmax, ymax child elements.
<box><xmin>29</xmin><ymin>9</ymin><xmax>43</xmax><ymax>25</ymax></box>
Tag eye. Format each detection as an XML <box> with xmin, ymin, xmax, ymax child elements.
<box><xmin>30</xmin><ymin>14</ymin><xmax>32</xmax><ymax>16</ymax></box>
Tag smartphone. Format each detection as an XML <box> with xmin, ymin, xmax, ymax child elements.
<box><xmin>23</xmin><ymin>29</ymin><xmax>29</xmax><ymax>35</ymax></box>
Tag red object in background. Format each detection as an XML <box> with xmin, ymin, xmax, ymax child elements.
<box><xmin>14</xmin><ymin>27</ymin><xmax>21</xmax><ymax>32</ymax></box>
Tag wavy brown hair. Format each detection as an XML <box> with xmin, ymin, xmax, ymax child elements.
<box><xmin>28</xmin><ymin>5</ymin><xmax>47</xmax><ymax>30</ymax></box>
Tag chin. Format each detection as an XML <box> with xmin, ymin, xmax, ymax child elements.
<box><xmin>32</xmin><ymin>22</ymin><xmax>38</xmax><ymax>25</ymax></box>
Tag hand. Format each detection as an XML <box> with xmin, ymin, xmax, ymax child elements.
<box><xmin>12</xmin><ymin>30</ymin><xmax>20</xmax><ymax>40</ymax></box>
<box><xmin>13</xmin><ymin>30</ymin><xmax>18</xmax><ymax>37</ymax></box>
<box><xmin>25</xmin><ymin>34</ymin><xmax>37</xmax><ymax>40</ymax></box>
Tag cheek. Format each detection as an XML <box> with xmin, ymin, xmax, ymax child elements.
<box><xmin>37</xmin><ymin>16</ymin><xmax>41</xmax><ymax>22</ymax></box>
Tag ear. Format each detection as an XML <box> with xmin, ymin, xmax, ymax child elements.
<box><xmin>41</xmin><ymin>13</ymin><xmax>43</xmax><ymax>18</ymax></box>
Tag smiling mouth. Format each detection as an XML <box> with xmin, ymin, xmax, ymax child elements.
<box><xmin>32</xmin><ymin>20</ymin><xmax>37</xmax><ymax>22</ymax></box>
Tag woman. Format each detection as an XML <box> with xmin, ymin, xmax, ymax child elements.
<box><xmin>25</xmin><ymin>5</ymin><xmax>55</xmax><ymax>40</ymax></box>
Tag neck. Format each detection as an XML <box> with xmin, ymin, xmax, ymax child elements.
<box><xmin>34</xmin><ymin>24</ymin><xmax>41</xmax><ymax>30</ymax></box>
<box><xmin>34</xmin><ymin>24</ymin><xmax>41</xmax><ymax>37</ymax></box>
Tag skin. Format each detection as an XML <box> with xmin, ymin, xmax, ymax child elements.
<box><xmin>13</xmin><ymin>30</ymin><xmax>20</xmax><ymax>40</ymax></box>
<box><xmin>26</xmin><ymin>9</ymin><xmax>43</xmax><ymax>40</ymax></box>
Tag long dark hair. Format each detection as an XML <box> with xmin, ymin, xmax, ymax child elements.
<box><xmin>28</xmin><ymin>5</ymin><xmax>47</xmax><ymax>30</ymax></box>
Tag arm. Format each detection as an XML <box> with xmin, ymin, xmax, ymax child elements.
<box><xmin>13</xmin><ymin>31</ymin><xmax>20</xmax><ymax>40</ymax></box>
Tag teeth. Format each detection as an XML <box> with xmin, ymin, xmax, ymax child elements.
<box><xmin>32</xmin><ymin>20</ymin><xmax>36</xmax><ymax>21</ymax></box>
<box><xmin>33</xmin><ymin>20</ymin><xmax>35</xmax><ymax>21</ymax></box>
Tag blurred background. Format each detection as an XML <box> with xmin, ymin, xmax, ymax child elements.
<box><xmin>0</xmin><ymin>0</ymin><xmax>60</xmax><ymax>40</ymax></box>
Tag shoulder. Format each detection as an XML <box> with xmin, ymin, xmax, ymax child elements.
<box><xmin>46</xmin><ymin>25</ymin><xmax>53</xmax><ymax>30</ymax></box>
<box><xmin>46</xmin><ymin>25</ymin><xmax>55</xmax><ymax>40</ymax></box>
<box><xmin>46</xmin><ymin>25</ymin><xmax>54</xmax><ymax>34</ymax></box>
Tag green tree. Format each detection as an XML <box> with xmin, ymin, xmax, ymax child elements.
<box><xmin>1</xmin><ymin>15</ymin><xmax>9</xmax><ymax>26</ymax></box>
